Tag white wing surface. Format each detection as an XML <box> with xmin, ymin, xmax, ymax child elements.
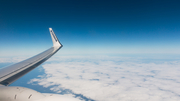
<box><xmin>0</xmin><ymin>28</ymin><xmax>63</xmax><ymax>86</ymax></box>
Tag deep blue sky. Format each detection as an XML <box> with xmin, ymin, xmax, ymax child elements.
<box><xmin>1</xmin><ymin>0</ymin><xmax>180</xmax><ymax>56</ymax></box>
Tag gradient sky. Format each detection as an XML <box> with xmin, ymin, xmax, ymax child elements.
<box><xmin>1</xmin><ymin>0</ymin><xmax>180</xmax><ymax>56</ymax></box>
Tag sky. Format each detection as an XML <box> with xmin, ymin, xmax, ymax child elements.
<box><xmin>1</xmin><ymin>0</ymin><xmax>180</xmax><ymax>56</ymax></box>
<box><xmin>1</xmin><ymin>1</ymin><xmax>180</xmax><ymax>100</ymax></box>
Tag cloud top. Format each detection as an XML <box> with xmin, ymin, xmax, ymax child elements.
<box><xmin>28</xmin><ymin>55</ymin><xmax>180</xmax><ymax>101</ymax></box>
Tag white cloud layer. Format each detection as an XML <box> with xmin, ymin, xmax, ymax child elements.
<box><xmin>0</xmin><ymin>56</ymin><xmax>29</xmax><ymax>63</ymax></box>
<box><xmin>37</xmin><ymin>93</ymin><xmax>82</xmax><ymax>101</ymax></box>
<box><xmin>28</xmin><ymin>55</ymin><xmax>180</xmax><ymax>101</ymax></box>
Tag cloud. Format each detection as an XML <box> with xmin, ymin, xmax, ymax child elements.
<box><xmin>37</xmin><ymin>93</ymin><xmax>82</xmax><ymax>101</ymax></box>
<box><xmin>28</xmin><ymin>55</ymin><xmax>180</xmax><ymax>101</ymax></box>
<box><xmin>0</xmin><ymin>56</ymin><xmax>29</xmax><ymax>63</ymax></box>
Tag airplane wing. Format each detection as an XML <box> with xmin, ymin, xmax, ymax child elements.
<box><xmin>0</xmin><ymin>28</ymin><xmax>63</xmax><ymax>86</ymax></box>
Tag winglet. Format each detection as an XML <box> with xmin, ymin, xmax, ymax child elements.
<box><xmin>49</xmin><ymin>28</ymin><xmax>62</xmax><ymax>47</ymax></box>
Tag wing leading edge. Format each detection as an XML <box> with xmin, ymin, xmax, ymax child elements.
<box><xmin>0</xmin><ymin>28</ymin><xmax>62</xmax><ymax>86</ymax></box>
